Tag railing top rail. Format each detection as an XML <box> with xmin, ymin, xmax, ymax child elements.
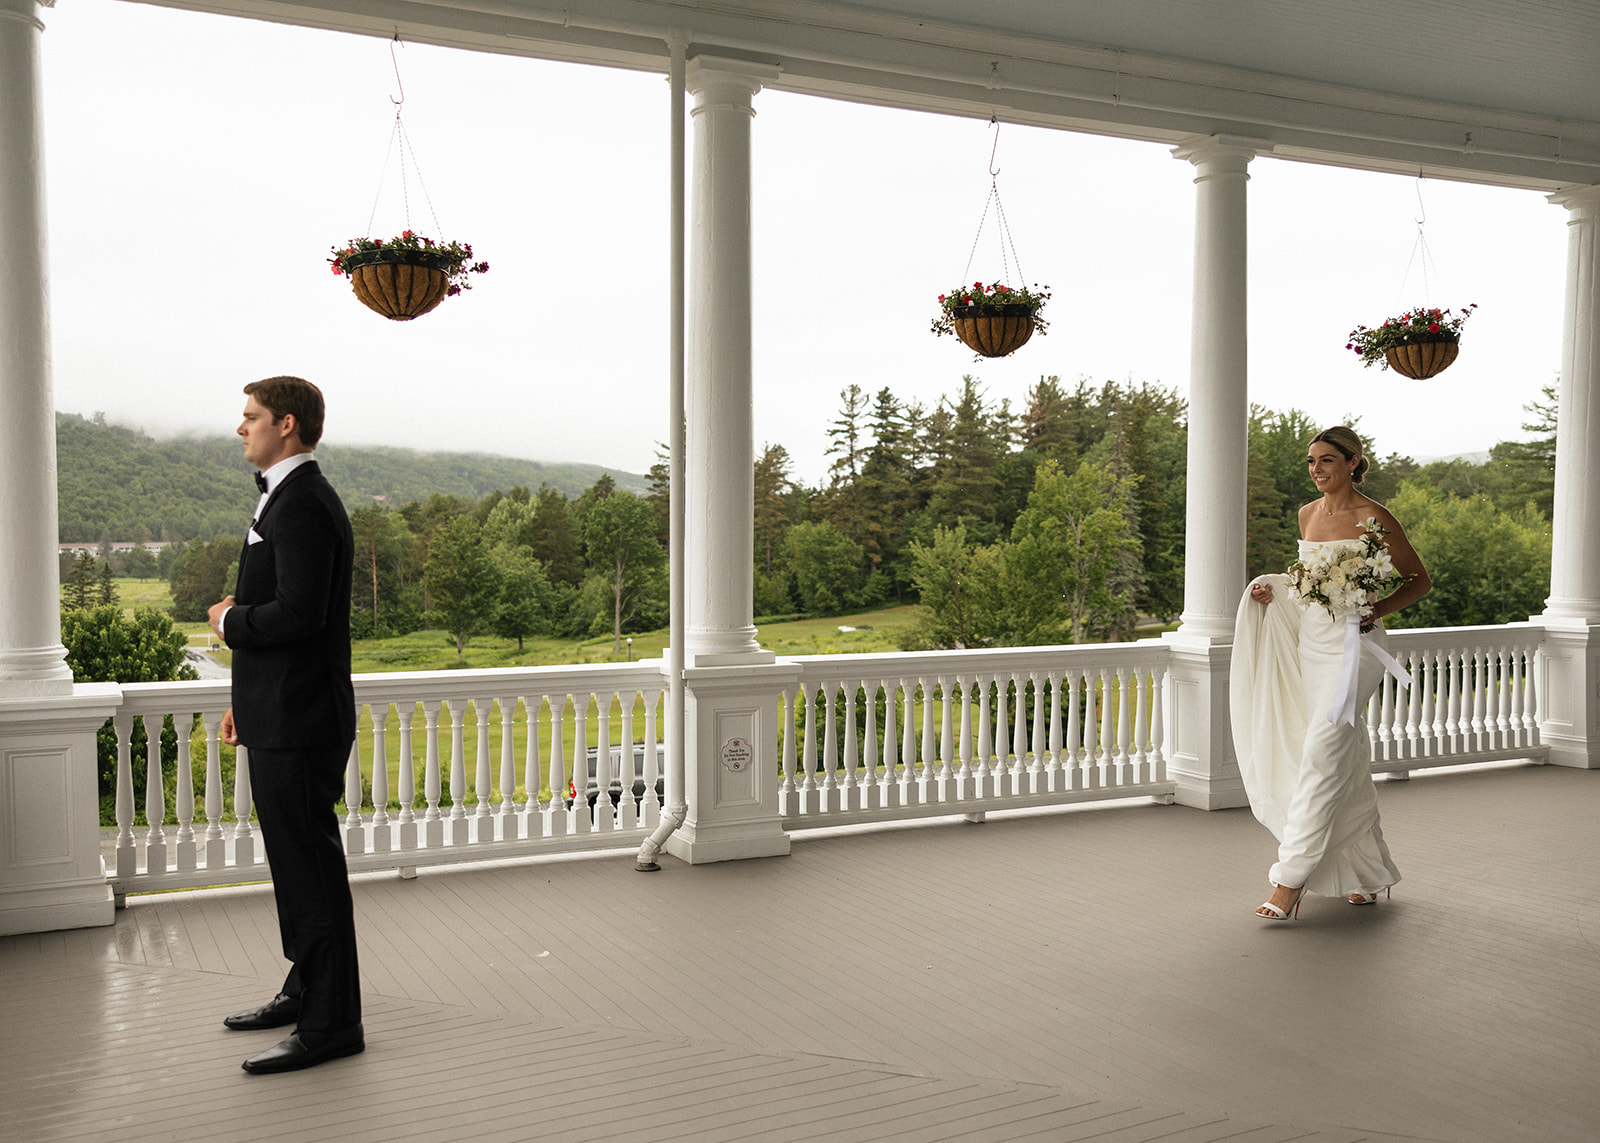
<box><xmin>111</xmin><ymin>658</ymin><xmax>671</xmax><ymax>711</ymax></box>
<box><xmin>783</xmin><ymin>639</ymin><xmax>1172</xmax><ymax>680</ymax></box>
<box><xmin>350</xmin><ymin>659</ymin><xmax>669</xmax><ymax>700</ymax></box>
<box><xmin>1383</xmin><ymin>622</ymin><xmax>1546</xmax><ymax>648</ymax></box>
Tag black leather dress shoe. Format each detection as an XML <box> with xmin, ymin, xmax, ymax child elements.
<box><xmin>241</xmin><ymin>1025</ymin><xmax>365</xmax><ymax>1074</ymax></box>
<box><xmin>222</xmin><ymin>993</ymin><xmax>301</xmax><ymax>1031</ymax></box>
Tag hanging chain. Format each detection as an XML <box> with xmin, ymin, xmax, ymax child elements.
<box><xmin>1395</xmin><ymin>174</ymin><xmax>1441</xmax><ymax>311</ymax></box>
<box><xmin>960</xmin><ymin>117</ymin><xmax>1027</xmax><ymax>287</ymax></box>
<box><xmin>362</xmin><ymin>35</ymin><xmax>445</xmax><ymax>239</ymax></box>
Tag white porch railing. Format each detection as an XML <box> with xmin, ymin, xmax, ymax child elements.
<box><xmin>777</xmin><ymin>642</ymin><xmax>1177</xmax><ymax>828</ymax></box>
<box><xmin>1369</xmin><ymin>623</ymin><xmax>1547</xmax><ymax>774</ymax></box>
<box><xmin>110</xmin><ymin>663</ymin><xmax>670</xmax><ymax>895</ymax></box>
<box><xmin>104</xmin><ymin>624</ymin><xmax>1550</xmax><ymax>897</ymax></box>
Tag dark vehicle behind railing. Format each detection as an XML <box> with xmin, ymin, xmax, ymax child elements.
<box><xmin>564</xmin><ymin>743</ymin><xmax>665</xmax><ymax>813</ymax></box>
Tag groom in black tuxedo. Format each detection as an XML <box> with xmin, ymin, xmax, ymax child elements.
<box><xmin>207</xmin><ymin>376</ymin><xmax>362</xmax><ymax>1074</ymax></box>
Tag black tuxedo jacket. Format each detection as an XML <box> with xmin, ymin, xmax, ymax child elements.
<box><xmin>224</xmin><ymin>460</ymin><xmax>356</xmax><ymax>751</ymax></box>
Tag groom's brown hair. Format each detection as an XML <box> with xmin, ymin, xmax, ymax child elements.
<box><xmin>244</xmin><ymin>376</ymin><xmax>326</xmax><ymax>448</ymax></box>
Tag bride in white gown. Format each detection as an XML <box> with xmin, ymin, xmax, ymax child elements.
<box><xmin>1231</xmin><ymin>426</ymin><xmax>1431</xmax><ymax>920</ymax></box>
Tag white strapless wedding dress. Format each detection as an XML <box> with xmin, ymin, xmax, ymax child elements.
<box><xmin>1230</xmin><ymin>540</ymin><xmax>1402</xmax><ymax>898</ymax></box>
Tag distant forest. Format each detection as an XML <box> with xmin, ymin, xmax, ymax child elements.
<box><xmin>55</xmin><ymin>412</ymin><xmax>646</xmax><ymax>543</ymax></box>
<box><xmin>62</xmin><ymin>374</ymin><xmax>1558</xmax><ymax>649</ymax></box>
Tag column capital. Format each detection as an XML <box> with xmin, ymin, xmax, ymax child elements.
<box><xmin>1549</xmin><ymin>184</ymin><xmax>1600</xmax><ymax>214</ymax></box>
<box><xmin>1171</xmin><ymin>134</ymin><xmax>1271</xmax><ymax>173</ymax></box>
<box><xmin>686</xmin><ymin>54</ymin><xmax>781</xmax><ymax>98</ymax></box>
<box><xmin>0</xmin><ymin>0</ymin><xmax>51</xmax><ymax>30</ymax></box>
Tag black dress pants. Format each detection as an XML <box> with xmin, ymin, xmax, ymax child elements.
<box><xmin>248</xmin><ymin>742</ymin><xmax>361</xmax><ymax>1033</ymax></box>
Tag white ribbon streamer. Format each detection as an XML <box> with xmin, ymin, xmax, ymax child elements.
<box><xmin>1326</xmin><ymin>613</ymin><xmax>1414</xmax><ymax>726</ymax></box>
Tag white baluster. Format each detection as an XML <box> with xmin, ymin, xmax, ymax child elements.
<box><xmin>172</xmin><ymin>710</ymin><xmax>197</xmax><ymax>870</ymax></box>
<box><xmin>371</xmin><ymin>704</ymin><xmax>391</xmax><ymax>854</ymax></box>
<box><xmin>779</xmin><ymin>685</ymin><xmax>796</xmax><ymax>817</ymax></box>
<box><xmin>1442</xmin><ymin>651</ymin><xmax>1461</xmax><ymax>755</ymax></box>
<box><xmin>446</xmin><ymin>700</ymin><xmax>469</xmax><ymax>845</ymax></box>
<box><xmin>397</xmin><ymin>702</ymin><xmax>419</xmax><ymax>851</ymax></box>
<box><xmin>144</xmin><ymin>715</ymin><xmax>168</xmax><ymax>875</ymax></box>
<box><xmin>881</xmin><ymin>680</ymin><xmax>901</xmax><ymax>809</ymax></box>
<box><xmin>954</xmin><ymin>676</ymin><xmax>975</xmax><ymax>802</ymax></box>
<box><xmin>642</xmin><ymin>690</ymin><xmax>662</xmax><ymax>828</ymax></box>
<box><xmin>799</xmin><ymin>682</ymin><xmax>820</xmax><ymax>815</ymax></box>
<box><xmin>421</xmin><ymin>700</ymin><xmax>445</xmax><ymax>848</ymax></box>
<box><xmin>1523</xmin><ymin>647</ymin><xmax>1541</xmax><ymax>744</ymax></box>
<box><xmin>471</xmin><ymin>699</ymin><xmax>494</xmax><ymax>843</ymax></box>
<box><xmin>1149</xmin><ymin>666</ymin><xmax>1167</xmax><ymax>782</ymax></box>
<box><xmin>233</xmin><ymin>744</ymin><xmax>256</xmax><ymax>868</ymax></box>
<box><xmin>498</xmin><ymin>695</ymin><xmax>520</xmax><ymax>842</ymax></box>
<box><xmin>344</xmin><ymin>734</ymin><xmax>366</xmax><ymax>855</ymax></box>
<box><xmin>113</xmin><ymin>711</ymin><xmax>137</xmax><ymax>880</ymax></box>
<box><xmin>993</xmin><ymin>678</ymin><xmax>1009</xmax><ymax>794</ymax></box>
<box><xmin>841</xmin><ymin>684</ymin><xmax>861</xmax><ymax>810</ymax></box>
<box><xmin>974</xmin><ymin>675</ymin><xmax>994</xmax><ymax>797</ymax></box>
<box><xmin>861</xmin><ymin>680</ymin><xmax>882</xmax><ymax>810</ymax></box>
<box><xmin>546</xmin><ymin>696</ymin><xmax>569</xmax><ymax>838</ymax></box>
<box><xmin>1421</xmin><ymin>651</ymin><xmax>1440</xmax><ymax>757</ymax></box>
<box><xmin>1470</xmin><ymin>647</ymin><xmax>1487</xmax><ymax>749</ymax></box>
<box><xmin>1097</xmin><ymin>668</ymin><xmax>1114</xmax><ymax>784</ymax></box>
<box><xmin>820</xmin><ymin>682</ymin><xmax>841</xmax><ymax>813</ymax></box>
<box><xmin>617</xmin><ymin>692</ymin><xmax>640</xmax><ymax>831</ymax></box>
<box><xmin>918</xmin><ymin>677</ymin><xmax>938</xmax><ymax>804</ymax></box>
<box><xmin>521</xmin><ymin>695</ymin><xmax>546</xmax><ymax>840</ymax></box>
<box><xmin>1402</xmin><ymin>653</ymin><xmax>1421</xmax><ymax>759</ymax></box>
<box><xmin>1029</xmin><ymin>672</ymin><xmax>1047</xmax><ymax>793</ymax></box>
<box><xmin>1127</xmin><ymin>669</ymin><xmax>1147</xmax><ymax>784</ymax></box>
<box><xmin>1046</xmin><ymin>671</ymin><xmax>1065</xmax><ymax>791</ymax></box>
<box><xmin>937</xmin><ymin>677</ymin><xmax>955</xmax><ymax>801</ymax></box>
<box><xmin>201</xmin><ymin>710</ymin><xmax>226</xmax><ymax>870</ymax></box>
<box><xmin>1009</xmin><ymin>674</ymin><xmax>1027</xmax><ymax>796</ymax></box>
<box><xmin>1378</xmin><ymin>668</ymin><xmax>1396</xmax><ymax>758</ymax></box>
<box><xmin>900</xmin><ymin>680</ymin><xmax>919</xmax><ymax>807</ymax></box>
<box><xmin>1113</xmin><ymin>669</ymin><xmax>1132</xmax><ymax>785</ymax></box>
<box><xmin>1491</xmin><ymin>646</ymin><xmax>1504</xmax><ymax>742</ymax></box>
<box><xmin>572</xmin><ymin>695</ymin><xmax>593</xmax><ymax>835</ymax></box>
<box><xmin>1063</xmin><ymin>669</ymin><xmax>1083</xmax><ymax>790</ymax></box>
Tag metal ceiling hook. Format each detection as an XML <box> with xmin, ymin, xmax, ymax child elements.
<box><xmin>989</xmin><ymin>115</ymin><xmax>1002</xmax><ymax>178</ymax></box>
<box><xmin>389</xmin><ymin>33</ymin><xmax>406</xmax><ymax>108</ymax></box>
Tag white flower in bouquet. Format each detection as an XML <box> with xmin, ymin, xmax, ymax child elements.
<box><xmin>1288</xmin><ymin>517</ymin><xmax>1409</xmax><ymax>622</ymax></box>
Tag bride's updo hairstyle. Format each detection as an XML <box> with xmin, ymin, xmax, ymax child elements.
<box><xmin>1309</xmin><ymin>425</ymin><xmax>1369</xmax><ymax>484</ymax></box>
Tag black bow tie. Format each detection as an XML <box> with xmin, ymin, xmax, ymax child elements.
<box><xmin>253</xmin><ymin>472</ymin><xmax>268</xmax><ymax>493</ymax></box>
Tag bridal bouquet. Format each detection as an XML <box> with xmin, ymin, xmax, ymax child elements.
<box><xmin>1288</xmin><ymin>517</ymin><xmax>1407</xmax><ymax>622</ymax></box>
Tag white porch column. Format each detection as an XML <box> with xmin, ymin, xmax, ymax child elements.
<box><xmin>1161</xmin><ymin>135</ymin><xmax>1264</xmax><ymax>810</ymax></box>
<box><xmin>683</xmin><ymin>55</ymin><xmax>777</xmax><ymax>670</ymax></box>
<box><xmin>1537</xmin><ymin>184</ymin><xmax>1600</xmax><ymax>769</ymax></box>
<box><xmin>0</xmin><ymin>0</ymin><xmax>70</xmax><ymax>695</ymax></box>
<box><xmin>667</xmin><ymin>55</ymin><xmax>790</xmax><ymax>863</ymax></box>
<box><xmin>0</xmin><ymin>0</ymin><xmax>118</xmax><ymax>935</ymax></box>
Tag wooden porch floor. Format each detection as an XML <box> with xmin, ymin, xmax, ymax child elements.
<box><xmin>3</xmin><ymin>762</ymin><xmax>1596</xmax><ymax>1142</ymax></box>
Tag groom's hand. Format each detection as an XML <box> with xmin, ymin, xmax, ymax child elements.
<box><xmin>208</xmin><ymin>595</ymin><xmax>235</xmax><ymax>641</ymax></box>
<box><xmin>220</xmin><ymin>708</ymin><xmax>239</xmax><ymax>747</ymax></box>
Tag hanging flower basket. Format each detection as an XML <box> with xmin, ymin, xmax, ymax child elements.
<box><xmin>1346</xmin><ymin>303</ymin><xmax>1475</xmax><ymax>377</ymax></box>
<box><xmin>932</xmin><ymin>282</ymin><xmax>1051</xmax><ymax>359</ymax></box>
<box><xmin>1384</xmin><ymin>340</ymin><xmax>1460</xmax><ymax>379</ymax></box>
<box><xmin>329</xmin><ymin>232</ymin><xmax>488</xmax><ymax>322</ymax></box>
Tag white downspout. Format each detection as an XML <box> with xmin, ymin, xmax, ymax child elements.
<box><xmin>637</xmin><ymin>29</ymin><xmax>688</xmax><ymax>871</ymax></box>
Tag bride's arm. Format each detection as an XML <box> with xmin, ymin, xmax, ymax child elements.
<box><xmin>1368</xmin><ymin>505</ymin><xmax>1431</xmax><ymax>622</ymax></box>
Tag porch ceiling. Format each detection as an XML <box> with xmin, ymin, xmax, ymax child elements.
<box><xmin>119</xmin><ymin>0</ymin><xmax>1600</xmax><ymax>191</ymax></box>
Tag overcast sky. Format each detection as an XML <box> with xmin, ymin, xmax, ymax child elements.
<box><xmin>40</xmin><ymin>0</ymin><xmax>1567</xmax><ymax>486</ymax></box>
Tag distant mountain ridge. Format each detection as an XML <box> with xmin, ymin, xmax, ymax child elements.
<box><xmin>55</xmin><ymin>412</ymin><xmax>646</xmax><ymax>543</ymax></box>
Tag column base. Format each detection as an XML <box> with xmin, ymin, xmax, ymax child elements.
<box><xmin>667</xmin><ymin>662</ymin><xmax>798</xmax><ymax>863</ymax></box>
<box><xmin>664</xmin><ymin>818</ymin><xmax>790</xmax><ymax>864</ymax></box>
<box><xmin>0</xmin><ymin>878</ymin><xmax>115</xmax><ymax>937</ymax></box>
<box><xmin>1161</xmin><ymin>631</ymin><xmax>1250</xmax><ymax>809</ymax></box>
<box><xmin>0</xmin><ymin>684</ymin><xmax>122</xmax><ymax>935</ymax></box>
<box><xmin>1536</xmin><ymin>617</ymin><xmax>1600</xmax><ymax>769</ymax></box>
